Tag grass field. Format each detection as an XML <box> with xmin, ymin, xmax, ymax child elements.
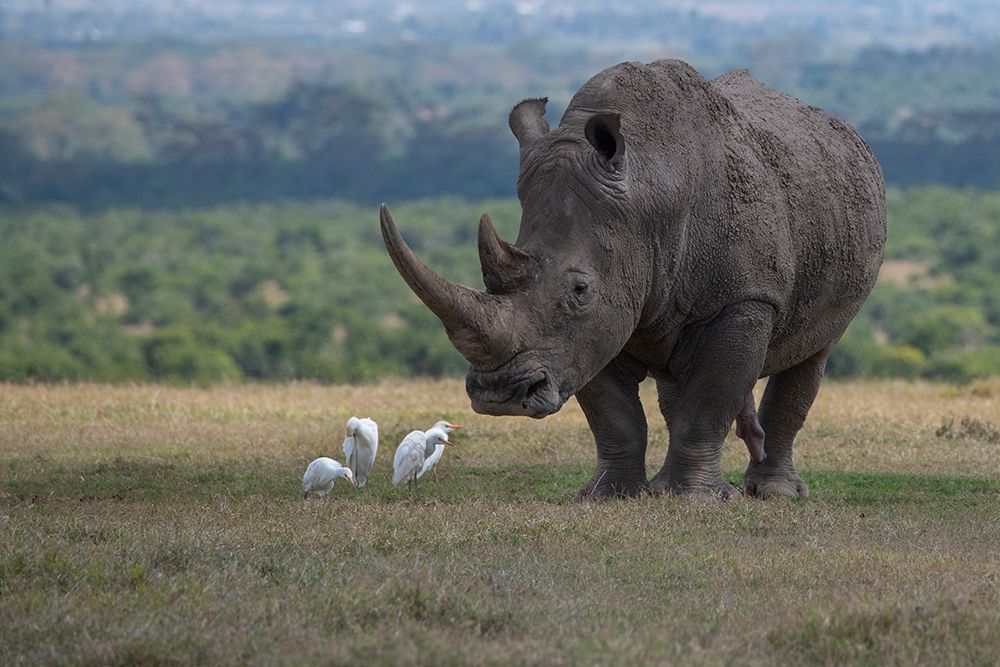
<box><xmin>2</xmin><ymin>379</ymin><xmax>1000</xmax><ymax>665</ymax></box>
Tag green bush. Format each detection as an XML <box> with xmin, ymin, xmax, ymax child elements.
<box><xmin>901</xmin><ymin>305</ymin><xmax>988</xmax><ymax>355</ymax></box>
<box><xmin>142</xmin><ymin>327</ymin><xmax>242</xmax><ymax>384</ymax></box>
<box><xmin>870</xmin><ymin>345</ymin><xmax>927</xmax><ymax>379</ymax></box>
<box><xmin>0</xmin><ymin>190</ymin><xmax>996</xmax><ymax>384</ymax></box>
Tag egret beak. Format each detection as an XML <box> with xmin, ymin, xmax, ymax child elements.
<box><xmin>349</xmin><ymin>478</ymin><xmax>356</xmax><ymax>487</ymax></box>
<box><xmin>447</xmin><ymin>423</ymin><xmax>464</xmax><ymax>429</ymax></box>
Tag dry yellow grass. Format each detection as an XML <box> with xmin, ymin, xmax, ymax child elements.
<box><xmin>3</xmin><ymin>378</ymin><xmax>996</xmax><ymax>473</ymax></box>
<box><xmin>2</xmin><ymin>379</ymin><xmax>999</xmax><ymax>665</ymax></box>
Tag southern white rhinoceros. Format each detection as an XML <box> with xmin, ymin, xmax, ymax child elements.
<box><xmin>380</xmin><ymin>59</ymin><xmax>886</xmax><ymax>499</ymax></box>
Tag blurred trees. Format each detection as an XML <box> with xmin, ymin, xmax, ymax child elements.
<box><xmin>825</xmin><ymin>187</ymin><xmax>1000</xmax><ymax>383</ymax></box>
<box><xmin>1</xmin><ymin>36</ymin><xmax>999</xmax><ymax>383</ymax></box>
<box><xmin>4</xmin><ymin>39</ymin><xmax>1000</xmax><ymax>207</ymax></box>
<box><xmin>0</xmin><ymin>198</ymin><xmax>522</xmax><ymax>383</ymax></box>
<box><xmin>0</xmin><ymin>190</ymin><xmax>997</xmax><ymax>384</ymax></box>
<box><xmin>0</xmin><ymin>76</ymin><xmax>519</xmax><ymax>207</ymax></box>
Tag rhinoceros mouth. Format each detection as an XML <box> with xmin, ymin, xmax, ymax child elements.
<box><xmin>466</xmin><ymin>366</ymin><xmax>564</xmax><ymax>419</ymax></box>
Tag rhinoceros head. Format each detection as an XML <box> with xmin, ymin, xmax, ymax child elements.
<box><xmin>382</xmin><ymin>65</ymin><xmax>708</xmax><ymax>417</ymax></box>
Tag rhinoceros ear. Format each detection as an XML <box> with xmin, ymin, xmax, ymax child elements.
<box><xmin>585</xmin><ymin>113</ymin><xmax>625</xmax><ymax>171</ymax></box>
<box><xmin>509</xmin><ymin>98</ymin><xmax>550</xmax><ymax>150</ymax></box>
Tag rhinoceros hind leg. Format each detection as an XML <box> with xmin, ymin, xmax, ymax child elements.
<box><xmin>650</xmin><ymin>377</ymin><xmax>743</xmax><ymax>500</ymax></box>
<box><xmin>574</xmin><ymin>353</ymin><xmax>650</xmax><ymax>501</ymax></box>
<box><xmin>651</xmin><ymin>302</ymin><xmax>775</xmax><ymax>499</ymax></box>
<box><xmin>743</xmin><ymin>345</ymin><xmax>832</xmax><ymax>499</ymax></box>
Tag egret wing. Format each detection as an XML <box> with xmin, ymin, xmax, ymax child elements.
<box><xmin>304</xmin><ymin>457</ymin><xmax>337</xmax><ymax>493</ymax></box>
<box><xmin>359</xmin><ymin>419</ymin><xmax>378</xmax><ymax>457</ymax></box>
<box><xmin>353</xmin><ymin>419</ymin><xmax>379</xmax><ymax>486</ymax></box>
<box><xmin>342</xmin><ymin>435</ymin><xmax>356</xmax><ymax>473</ymax></box>
<box><xmin>393</xmin><ymin>431</ymin><xmax>425</xmax><ymax>486</ymax></box>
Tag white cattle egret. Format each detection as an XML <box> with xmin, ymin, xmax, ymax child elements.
<box><xmin>428</xmin><ymin>420</ymin><xmax>463</xmax><ymax>435</ymax></box>
<box><xmin>342</xmin><ymin>416</ymin><xmax>379</xmax><ymax>487</ymax></box>
<box><xmin>393</xmin><ymin>426</ymin><xmax>455</xmax><ymax>488</ymax></box>
<box><xmin>302</xmin><ymin>457</ymin><xmax>355</xmax><ymax>499</ymax></box>
<box><xmin>417</xmin><ymin>421</ymin><xmax>463</xmax><ymax>479</ymax></box>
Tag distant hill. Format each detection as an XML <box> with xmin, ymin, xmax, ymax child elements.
<box><xmin>3</xmin><ymin>36</ymin><xmax>1000</xmax><ymax>207</ymax></box>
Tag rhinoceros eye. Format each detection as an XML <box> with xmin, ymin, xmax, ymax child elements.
<box><xmin>570</xmin><ymin>278</ymin><xmax>594</xmax><ymax>309</ymax></box>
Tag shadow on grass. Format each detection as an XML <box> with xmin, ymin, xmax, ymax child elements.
<box><xmin>4</xmin><ymin>457</ymin><xmax>999</xmax><ymax>506</ymax></box>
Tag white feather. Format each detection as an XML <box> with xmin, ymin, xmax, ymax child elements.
<box><xmin>343</xmin><ymin>416</ymin><xmax>378</xmax><ymax>487</ymax></box>
<box><xmin>417</xmin><ymin>444</ymin><xmax>445</xmax><ymax>479</ymax></box>
<box><xmin>302</xmin><ymin>457</ymin><xmax>353</xmax><ymax>497</ymax></box>
<box><xmin>392</xmin><ymin>430</ymin><xmax>427</xmax><ymax>486</ymax></box>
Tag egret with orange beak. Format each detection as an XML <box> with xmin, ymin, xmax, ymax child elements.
<box><xmin>393</xmin><ymin>423</ymin><xmax>462</xmax><ymax>489</ymax></box>
<box><xmin>418</xmin><ymin>421</ymin><xmax>464</xmax><ymax>479</ymax></box>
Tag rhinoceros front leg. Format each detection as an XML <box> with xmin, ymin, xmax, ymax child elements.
<box><xmin>574</xmin><ymin>353</ymin><xmax>650</xmax><ymax>500</ymax></box>
<box><xmin>651</xmin><ymin>302</ymin><xmax>774</xmax><ymax>498</ymax></box>
<box><xmin>743</xmin><ymin>345</ymin><xmax>831</xmax><ymax>499</ymax></box>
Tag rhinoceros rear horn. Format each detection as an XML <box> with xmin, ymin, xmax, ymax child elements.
<box><xmin>478</xmin><ymin>214</ymin><xmax>537</xmax><ymax>294</ymax></box>
<box><xmin>509</xmin><ymin>98</ymin><xmax>550</xmax><ymax>151</ymax></box>
<box><xmin>379</xmin><ymin>203</ymin><xmax>507</xmax><ymax>365</ymax></box>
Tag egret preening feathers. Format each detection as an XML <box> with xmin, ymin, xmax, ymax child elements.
<box><xmin>302</xmin><ymin>457</ymin><xmax>355</xmax><ymax>499</ymax></box>
<box><xmin>342</xmin><ymin>416</ymin><xmax>378</xmax><ymax>487</ymax></box>
<box><xmin>392</xmin><ymin>422</ymin><xmax>463</xmax><ymax>488</ymax></box>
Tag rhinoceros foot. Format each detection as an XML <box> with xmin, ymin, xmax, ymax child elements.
<box><xmin>743</xmin><ymin>464</ymin><xmax>809</xmax><ymax>499</ymax></box>
<box><xmin>649</xmin><ymin>471</ymin><xmax>741</xmax><ymax>500</ymax></box>
<box><xmin>574</xmin><ymin>468</ymin><xmax>650</xmax><ymax>501</ymax></box>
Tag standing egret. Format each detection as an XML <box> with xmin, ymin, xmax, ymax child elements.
<box><xmin>302</xmin><ymin>457</ymin><xmax>355</xmax><ymax>499</ymax></box>
<box><xmin>417</xmin><ymin>421</ymin><xmax>463</xmax><ymax>479</ymax></box>
<box><xmin>342</xmin><ymin>416</ymin><xmax>379</xmax><ymax>487</ymax></box>
<box><xmin>393</xmin><ymin>426</ymin><xmax>453</xmax><ymax>489</ymax></box>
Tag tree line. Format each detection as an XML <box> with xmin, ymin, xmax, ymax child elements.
<box><xmin>3</xmin><ymin>40</ymin><xmax>1000</xmax><ymax>208</ymax></box>
<box><xmin>0</xmin><ymin>189</ymin><xmax>996</xmax><ymax>384</ymax></box>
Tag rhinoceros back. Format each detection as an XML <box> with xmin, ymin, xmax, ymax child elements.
<box><xmin>711</xmin><ymin>68</ymin><xmax>886</xmax><ymax>366</ymax></box>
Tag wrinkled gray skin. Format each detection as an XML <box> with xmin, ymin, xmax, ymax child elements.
<box><xmin>381</xmin><ymin>60</ymin><xmax>885</xmax><ymax>499</ymax></box>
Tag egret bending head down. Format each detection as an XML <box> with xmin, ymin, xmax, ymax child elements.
<box><xmin>302</xmin><ymin>457</ymin><xmax>355</xmax><ymax>499</ymax></box>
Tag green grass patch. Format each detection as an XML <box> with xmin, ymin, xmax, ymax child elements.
<box><xmin>6</xmin><ymin>455</ymin><xmax>1000</xmax><ymax>508</ymax></box>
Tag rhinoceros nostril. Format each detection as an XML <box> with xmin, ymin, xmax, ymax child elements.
<box><xmin>512</xmin><ymin>379</ymin><xmax>531</xmax><ymax>403</ymax></box>
<box><xmin>517</xmin><ymin>374</ymin><xmax>548</xmax><ymax>408</ymax></box>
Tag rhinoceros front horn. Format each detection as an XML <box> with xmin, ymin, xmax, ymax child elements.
<box><xmin>380</xmin><ymin>203</ymin><xmax>510</xmax><ymax>366</ymax></box>
<box><xmin>478</xmin><ymin>214</ymin><xmax>537</xmax><ymax>294</ymax></box>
